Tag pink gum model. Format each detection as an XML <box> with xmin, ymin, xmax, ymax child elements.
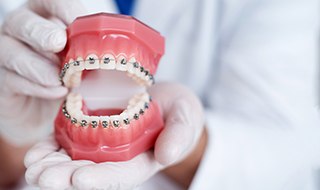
<box><xmin>54</xmin><ymin>13</ymin><xmax>165</xmax><ymax>162</ymax></box>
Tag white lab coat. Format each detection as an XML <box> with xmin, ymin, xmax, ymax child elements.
<box><xmin>1</xmin><ymin>0</ymin><xmax>320</xmax><ymax>189</ymax></box>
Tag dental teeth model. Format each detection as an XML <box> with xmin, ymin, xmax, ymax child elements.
<box><xmin>54</xmin><ymin>13</ymin><xmax>165</xmax><ymax>162</ymax></box>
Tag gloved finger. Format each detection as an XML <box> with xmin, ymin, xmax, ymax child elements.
<box><xmin>3</xmin><ymin>8</ymin><xmax>66</xmax><ymax>52</ymax></box>
<box><xmin>28</xmin><ymin>0</ymin><xmax>87</xmax><ymax>24</ymax></box>
<box><xmin>149</xmin><ymin>83</ymin><xmax>204</xmax><ymax>166</ymax></box>
<box><xmin>38</xmin><ymin>160</ymin><xmax>94</xmax><ymax>190</ymax></box>
<box><xmin>72</xmin><ymin>152</ymin><xmax>162</xmax><ymax>190</ymax></box>
<box><xmin>0</xmin><ymin>35</ymin><xmax>61</xmax><ymax>87</ymax></box>
<box><xmin>36</xmin><ymin>51</ymin><xmax>60</xmax><ymax>66</ymax></box>
<box><xmin>3</xmin><ymin>70</ymin><xmax>67</xmax><ymax>99</ymax></box>
<box><xmin>25</xmin><ymin>149</ymin><xmax>71</xmax><ymax>185</ymax></box>
<box><xmin>24</xmin><ymin>134</ymin><xmax>59</xmax><ymax>168</ymax></box>
<box><xmin>155</xmin><ymin>100</ymin><xmax>199</xmax><ymax>166</ymax></box>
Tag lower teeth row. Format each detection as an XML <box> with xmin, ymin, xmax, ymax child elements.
<box><xmin>61</xmin><ymin>96</ymin><xmax>152</xmax><ymax>128</ymax></box>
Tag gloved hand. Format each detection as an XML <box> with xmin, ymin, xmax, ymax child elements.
<box><xmin>24</xmin><ymin>82</ymin><xmax>205</xmax><ymax>190</ymax></box>
<box><xmin>0</xmin><ymin>0</ymin><xmax>87</xmax><ymax>145</ymax></box>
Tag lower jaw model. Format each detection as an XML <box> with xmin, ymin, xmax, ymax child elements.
<box><xmin>54</xmin><ymin>13</ymin><xmax>165</xmax><ymax>162</ymax></box>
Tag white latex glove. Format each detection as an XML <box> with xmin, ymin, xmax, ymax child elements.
<box><xmin>0</xmin><ymin>0</ymin><xmax>87</xmax><ymax>145</ymax></box>
<box><xmin>24</xmin><ymin>82</ymin><xmax>205</xmax><ymax>190</ymax></box>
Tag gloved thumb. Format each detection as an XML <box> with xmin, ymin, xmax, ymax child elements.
<box><xmin>154</xmin><ymin>99</ymin><xmax>203</xmax><ymax>166</ymax></box>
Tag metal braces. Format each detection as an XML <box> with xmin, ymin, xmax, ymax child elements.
<box><xmin>59</xmin><ymin>58</ymin><xmax>155</xmax><ymax>86</ymax></box>
<box><xmin>61</xmin><ymin>96</ymin><xmax>152</xmax><ymax>128</ymax></box>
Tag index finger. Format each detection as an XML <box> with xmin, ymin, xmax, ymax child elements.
<box><xmin>3</xmin><ymin>8</ymin><xmax>67</xmax><ymax>52</ymax></box>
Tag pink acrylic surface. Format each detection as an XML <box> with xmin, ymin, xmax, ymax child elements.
<box><xmin>54</xmin><ymin>13</ymin><xmax>165</xmax><ymax>162</ymax></box>
<box><xmin>55</xmin><ymin>101</ymin><xmax>164</xmax><ymax>162</ymax></box>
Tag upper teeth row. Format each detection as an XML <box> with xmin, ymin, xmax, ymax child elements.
<box><xmin>59</xmin><ymin>54</ymin><xmax>155</xmax><ymax>87</ymax></box>
<box><xmin>62</xmin><ymin>92</ymin><xmax>152</xmax><ymax>128</ymax></box>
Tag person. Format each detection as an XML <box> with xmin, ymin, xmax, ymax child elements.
<box><xmin>0</xmin><ymin>0</ymin><xmax>319</xmax><ymax>189</ymax></box>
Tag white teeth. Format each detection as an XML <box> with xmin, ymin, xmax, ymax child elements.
<box><xmin>69</xmin><ymin>71</ymin><xmax>82</xmax><ymax>87</ymax></box>
<box><xmin>139</xmin><ymin>70</ymin><xmax>146</xmax><ymax>81</ymax></box>
<box><xmin>62</xmin><ymin>55</ymin><xmax>154</xmax><ymax>88</ymax></box>
<box><xmin>120</xmin><ymin>111</ymin><xmax>130</xmax><ymax>125</ymax></box>
<box><xmin>63</xmin><ymin>65</ymin><xmax>78</xmax><ymax>88</ymax></box>
<box><xmin>110</xmin><ymin>115</ymin><xmax>121</xmax><ymax>128</ymax></box>
<box><xmin>128</xmin><ymin>93</ymin><xmax>149</xmax><ymax>109</ymax></box>
<box><xmin>126</xmin><ymin>109</ymin><xmax>134</xmax><ymax>119</ymax></box>
<box><xmin>127</xmin><ymin>57</ymin><xmax>136</xmax><ymax>74</ymax></box>
<box><xmin>100</xmin><ymin>54</ymin><xmax>116</xmax><ymax>70</ymax></box>
<box><xmin>133</xmin><ymin>63</ymin><xmax>144</xmax><ymax>82</ymax></box>
<box><xmin>133</xmin><ymin>62</ymin><xmax>141</xmax><ymax>75</ymax></box>
<box><xmin>141</xmin><ymin>93</ymin><xmax>149</xmax><ymax>102</ymax></box>
<box><xmin>125</xmin><ymin>93</ymin><xmax>150</xmax><ymax>119</ymax></box>
<box><xmin>74</xmin><ymin>111</ymin><xmax>84</xmax><ymax>125</ymax></box>
<box><xmin>127</xmin><ymin>107</ymin><xmax>141</xmax><ymax>121</ymax></box>
<box><xmin>65</xmin><ymin>58</ymin><xmax>84</xmax><ymax>87</ymax></box>
<box><xmin>90</xmin><ymin>116</ymin><xmax>100</xmax><ymax>128</ymax></box>
<box><xmin>140</xmin><ymin>69</ymin><xmax>149</xmax><ymax>84</ymax></box>
<box><xmin>120</xmin><ymin>111</ymin><xmax>129</xmax><ymax>119</ymax></box>
<box><xmin>63</xmin><ymin>68</ymin><xmax>72</xmax><ymax>87</ymax></box>
<box><xmin>81</xmin><ymin>115</ymin><xmax>90</xmax><ymax>127</ymax></box>
<box><xmin>100</xmin><ymin>116</ymin><xmax>110</xmax><ymax>128</ymax></box>
<box><xmin>146</xmin><ymin>75</ymin><xmax>154</xmax><ymax>86</ymax></box>
<box><xmin>71</xmin><ymin>93</ymin><xmax>82</xmax><ymax>101</ymax></box>
<box><xmin>62</xmin><ymin>54</ymin><xmax>155</xmax><ymax>128</ymax></box>
<box><xmin>116</xmin><ymin>55</ymin><xmax>128</xmax><ymax>71</ymax></box>
<box><xmin>137</xmin><ymin>66</ymin><xmax>144</xmax><ymax>78</ymax></box>
<box><xmin>137</xmin><ymin>101</ymin><xmax>146</xmax><ymax>115</ymax></box>
<box><xmin>66</xmin><ymin>93</ymin><xmax>83</xmax><ymax>117</ymax></box>
<box><xmin>73</xmin><ymin>101</ymin><xmax>82</xmax><ymax>110</ymax></box>
<box><xmin>68</xmin><ymin>59</ymin><xmax>74</xmax><ymax>65</ymax></box>
<box><xmin>136</xmin><ymin>100</ymin><xmax>144</xmax><ymax>111</ymax></box>
<box><xmin>64</xmin><ymin>92</ymin><xmax>151</xmax><ymax>128</ymax></box>
<box><xmin>74</xmin><ymin>57</ymin><xmax>85</xmax><ymax>71</ymax></box>
<box><xmin>134</xmin><ymin>68</ymin><xmax>140</xmax><ymax>79</ymax></box>
<box><xmin>128</xmin><ymin>94</ymin><xmax>141</xmax><ymax>108</ymax></box>
<box><xmin>85</xmin><ymin>54</ymin><xmax>100</xmax><ymax>70</ymax></box>
<box><xmin>142</xmin><ymin>72</ymin><xmax>150</xmax><ymax>83</ymax></box>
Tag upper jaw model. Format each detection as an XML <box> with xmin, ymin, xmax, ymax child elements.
<box><xmin>54</xmin><ymin>13</ymin><xmax>165</xmax><ymax>162</ymax></box>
